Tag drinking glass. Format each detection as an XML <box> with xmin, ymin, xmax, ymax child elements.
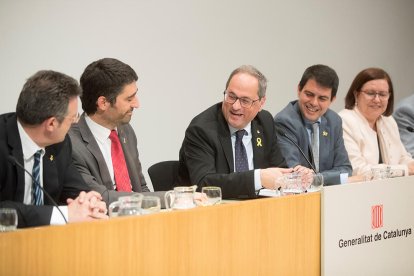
<box><xmin>109</xmin><ymin>194</ymin><xmax>144</xmax><ymax>217</ymax></box>
<box><xmin>0</xmin><ymin>208</ymin><xmax>18</xmax><ymax>232</ymax></box>
<box><xmin>140</xmin><ymin>196</ymin><xmax>161</xmax><ymax>215</ymax></box>
<box><xmin>307</xmin><ymin>173</ymin><xmax>324</xmax><ymax>192</ymax></box>
<box><xmin>279</xmin><ymin>173</ymin><xmax>303</xmax><ymax>195</ymax></box>
<box><xmin>201</xmin><ymin>186</ymin><xmax>222</xmax><ymax>206</ymax></box>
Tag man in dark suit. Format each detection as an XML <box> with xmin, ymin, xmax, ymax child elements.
<box><xmin>274</xmin><ymin>64</ymin><xmax>352</xmax><ymax>185</ymax></box>
<box><xmin>0</xmin><ymin>70</ymin><xmax>108</xmax><ymax>228</ymax></box>
<box><xmin>178</xmin><ymin>65</ymin><xmax>303</xmax><ymax>199</ymax></box>
<box><xmin>69</xmin><ymin>58</ymin><xmax>164</xmax><ymax>205</ymax></box>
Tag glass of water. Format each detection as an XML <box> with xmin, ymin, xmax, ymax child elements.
<box><xmin>201</xmin><ymin>186</ymin><xmax>222</xmax><ymax>206</ymax></box>
<box><xmin>0</xmin><ymin>208</ymin><xmax>18</xmax><ymax>232</ymax></box>
<box><xmin>140</xmin><ymin>196</ymin><xmax>161</xmax><ymax>215</ymax></box>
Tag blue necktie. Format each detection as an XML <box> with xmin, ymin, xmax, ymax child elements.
<box><xmin>32</xmin><ymin>150</ymin><xmax>43</xmax><ymax>205</ymax></box>
<box><xmin>311</xmin><ymin>123</ymin><xmax>320</xmax><ymax>172</ymax></box>
<box><xmin>235</xmin><ymin>130</ymin><xmax>249</xmax><ymax>172</ymax></box>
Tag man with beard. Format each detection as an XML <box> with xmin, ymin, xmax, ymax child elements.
<box><xmin>274</xmin><ymin>64</ymin><xmax>352</xmax><ymax>185</ymax></box>
<box><xmin>69</xmin><ymin>58</ymin><xmax>160</xmax><ymax>205</ymax></box>
<box><xmin>177</xmin><ymin>65</ymin><xmax>307</xmax><ymax>199</ymax></box>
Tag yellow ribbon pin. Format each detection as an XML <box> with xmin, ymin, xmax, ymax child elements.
<box><xmin>256</xmin><ymin>138</ymin><xmax>263</xmax><ymax>147</ymax></box>
<box><xmin>49</xmin><ymin>155</ymin><xmax>54</xmax><ymax>161</ymax></box>
<box><xmin>322</xmin><ymin>131</ymin><xmax>328</xmax><ymax>137</ymax></box>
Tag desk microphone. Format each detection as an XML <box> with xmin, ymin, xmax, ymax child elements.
<box><xmin>7</xmin><ymin>155</ymin><xmax>68</xmax><ymax>224</ymax></box>
<box><xmin>275</xmin><ymin>126</ymin><xmax>317</xmax><ymax>173</ymax></box>
<box><xmin>407</xmin><ymin>126</ymin><xmax>414</xmax><ymax>133</ymax></box>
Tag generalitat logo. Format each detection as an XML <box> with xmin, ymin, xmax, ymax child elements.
<box><xmin>371</xmin><ymin>205</ymin><xmax>383</xmax><ymax>229</ymax></box>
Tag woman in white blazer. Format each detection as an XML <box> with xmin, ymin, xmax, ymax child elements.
<box><xmin>339</xmin><ymin>68</ymin><xmax>414</xmax><ymax>176</ymax></box>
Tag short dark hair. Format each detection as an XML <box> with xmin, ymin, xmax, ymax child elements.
<box><xmin>298</xmin><ymin>64</ymin><xmax>339</xmax><ymax>98</ymax></box>
<box><xmin>16</xmin><ymin>70</ymin><xmax>80</xmax><ymax>125</ymax></box>
<box><xmin>80</xmin><ymin>58</ymin><xmax>138</xmax><ymax>115</ymax></box>
<box><xmin>344</xmin><ymin>67</ymin><xmax>394</xmax><ymax>116</ymax></box>
<box><xmin>225</xmin><ymin>65</ymin><xmax>267</xmax><ymax>98</ymax></box>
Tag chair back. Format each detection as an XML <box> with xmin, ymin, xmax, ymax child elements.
<box><xmin>148</xmin><ymin>160</ymin><xmax>180</xmax><ymax>191</ymax></box>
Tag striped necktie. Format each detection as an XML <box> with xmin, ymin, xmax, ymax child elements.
<box><xmin>32</xmin><ymin>150</ymin><xmax>43</xmax><ymax>205</ymax></box>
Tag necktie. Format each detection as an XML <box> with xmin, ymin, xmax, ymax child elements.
<box><xmin>311</xmin><ymin>123</ymin><xmax>320</xmax><ymax>172</ymax></box>
<box><xmin>32</xmin><ymin>150</ymin><xmax>43</xmax><ymax>205</ymax></box>
<box><xmin>235</xmin><ymin>129</ymin><xmax>249</xmax><ymax>172</ymax></box>
<box><xmin>109</xmin><ymin>130</ymin><xmax>132</xmax><ymax>192</ymax></box>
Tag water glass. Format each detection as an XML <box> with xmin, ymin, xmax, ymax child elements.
<box><xmin>371</xmin><ymin>166</ymin><xmax>391</xmax><ymax>180</ymax></box>
<box><xmin>140</xmin><ymin>196</ymin><xmax>161</xmax><ymax>215</ymax></box>
<box><xmin>279</xmin><ymin>173</ymin><xmax>304</xmax><ymax>195</ymax></box>
<box><xmin>0</xmin><ymin>208</ymin><xmax>18</xmax><ymax>232</ymax></box>
<box><xmin>307</xmin><ymin>173</ymin><xmax>324</xmax><ymax>192</ymax></box>
<box><xmin>201</xmin><ymin>186</ymin><xmax>222</xmax><ymax>206</ymax></box>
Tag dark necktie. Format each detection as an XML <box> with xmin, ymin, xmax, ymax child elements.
<box><xmin>32</xmin><ymin>150</ymin><xmax>43</xmax><ymax>205</ymax></box>
<box><xmin>109</xmin><ymin>130</ymin><xmax>132</xmax><ymax>192</ymax></box>
<box><xmin>311</xmin><ymin>123</ymin><xmax>320</xmax><ymax>172</ymax></box>
<box><xmin>235</xmin><ymin>129</ymin><xmax>249</xmax><ymax>172</ymax></box>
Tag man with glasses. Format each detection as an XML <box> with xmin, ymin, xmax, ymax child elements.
<box><xmin>274</xmin><ymin>64</ymin><xmax>352</xmax><ymax>185</ymax></box>
<box><xmin>178</xmin><ymin>65</ymin><xmax>299</xmax><ymax>199</ymax></box>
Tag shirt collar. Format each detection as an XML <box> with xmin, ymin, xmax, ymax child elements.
<box><xmin>229</xmin><ymin>122</ymin><xmax>252</xmax><ymax>136</ymax></box>
<box><xmin>17</xmin><ymin>120</ymin><xmax>45</xmax><ymax>161</ymax></box>
<box><xmin>85</xmin><ymin>115</ymin><xmax>116</xmax><ymax>142</ymax></box>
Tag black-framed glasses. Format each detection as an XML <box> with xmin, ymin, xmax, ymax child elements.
<box><xmin>360</xmin><ymin>90</ymin><xmax>390</xmax><ymax>100</ymax></box>
<box><xmin>223</xmin><ymin>91</ymin><xmax>260</xmax><ymax>108</ymax></box>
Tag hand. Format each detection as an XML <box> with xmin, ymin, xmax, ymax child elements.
<box><xmin>260</xmin><ymin>167</ymin><xmax>293</xmax><ymax>190</ymax></box>
<box><xmin>194</xmin><ymin>192</ymin><xmax>209</xmax><ymax>206</ymax></box>
<box><xmin>67</xmin><ymin>191</ymin><xmax>108</xmax><ymax>223</ymax></box>
<box><xmin>348</xmin><ymin>175</ymin><xmax>367</xmax><ymax>183</ymax></box>
<box><xmin>293</xmin><ymin>165</ymin><xmax>314</xmax><ymax>187</ymax></box>
<box><xmin>408</xmin><ymin>161</ymin><xmax>414</xmax><ymax>176</ymax></box>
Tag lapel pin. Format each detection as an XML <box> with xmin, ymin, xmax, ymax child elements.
<box><xmin>256</xmin><ymin>137</ymin><xmax>263</xmax><ymax>147</ymax></box>
<box><xmin>49</xmin><ymin>155</ymin><xmax>54</xmax><ymax>161</ymax></box>
<box><xmin>322</xmin><ymin>131</ymin><xmax>328</xmax><ymax>137</ymax></box>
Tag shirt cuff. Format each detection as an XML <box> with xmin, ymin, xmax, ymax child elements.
<box><xmin>50</xmin><ymin>206</ymin><xmax>68</xmax><ymax>225</ymax></box>
<box><xmin>340</xmin><ymin>173</ymin><xmax>349</xmax><ymax>184</ymax></box>
<box><xmin>254</xmin><ymin>169</ymin><xmax>262</xmax><ymax>190</ymax></box>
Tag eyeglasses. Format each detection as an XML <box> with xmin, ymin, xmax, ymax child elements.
<box><xmin>223</xmin><ymin>91</ymin><xmax>260</xmax><ymax>108</ymax></box>
<box><xmin>360</xmin><ymin>90</ymin><xmax>390</xmax><ymax>100</ymax></box>
<box><xmin>65</xmin><ymin>112</ymin><xmax>80</xmax><ymax>123</ymax></box>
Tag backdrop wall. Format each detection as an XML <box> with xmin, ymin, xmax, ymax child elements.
<box><xmin>1</xmin><ymin>0</ymin><xmax>413</xmax><ymax>189</ymax></box>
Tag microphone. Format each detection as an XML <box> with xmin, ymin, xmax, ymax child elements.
<box><xmin>407</xmin><ymin>126</ymin><xmax>414</xmax><ymax>133</ymax></box>
<box><xmin>275</xmin><ymin>126</ymin><xmax>317</xmax><ymax>173</ymax></box>
<box><xmin>7</xmin><ymin>155</ymin><xmax>68</xmax><ymax>224</ymax></box>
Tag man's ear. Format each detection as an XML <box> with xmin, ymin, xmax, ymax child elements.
<box><xmin>259</xmin><ymin>96</ymin><xmax>266</xmax><ymax>111</ymax></box>
<box><xmin>96</xmin><ymin>96</ymin><xmax>109</xmax><ymax>111</ymax></box>
<box><xmin>44</xmin><ymin>117</ymin><xmax>57</xmax><ymax>132</ymax></box>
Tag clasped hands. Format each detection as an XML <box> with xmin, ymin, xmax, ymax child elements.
<box><xmin>260</xmin><ymin>165</ymin><xmax>314</xmax><ymax>190</ymax></box>
<box><xmin>66</xmin><ymin>191</ymin><xmax>108</xmax><ymax>223</ymax></box>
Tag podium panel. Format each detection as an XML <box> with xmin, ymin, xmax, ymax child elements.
<box><xmin>0</xmin><ymin>193</ymin><xmax>320</xmax><ymax>275</ymax></box>
<box><xmin>322</xmin><ymin>176</ymin><xmax>414</xmax><ymax>276</ymax></box>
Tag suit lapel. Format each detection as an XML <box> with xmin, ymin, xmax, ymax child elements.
<box><xmin>217</xmin><ymin>111</ymin><xmax>234</xmax><ymax>172</ymax></box>
<box><xmin>117</xmin><ymin>126</ymin><xmax>141</xmax><ymax>192</ymax></box>
<box><xmin>252</xmin><ymin>119</ymin><xmax>265</xmax><ymax>168</ymax></box>
<box><xmin>6</xmin><ymin>116</ymin><xmax>25</xmax><ymax>202</ymax></box>
<box><xmin>78</xmin><ymin>115</ymin><xmax>113</xmax><ymax>189</ymax></box>
<box><xmin>318</xmin><ymin>116</ymin><xmax>330</xmax><ymax>171</ymax></box>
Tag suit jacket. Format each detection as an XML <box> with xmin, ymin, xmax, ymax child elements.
<box><xmin>0</xmin><ymin>113</ymin><xmax>87</xmax><ymax>228</ymax></box>
<box><xmin>178</xmin><ymin>102</ymin><xmax>286</xmax><ymax>199</ymax></box>
<box><xmin>393</xmin><ymin>94</ymin><xmax>414</xmax><ymax>157</ymax></box>
<box><xmin>69</xmin><ymin>114</ymin><xmax>154</xmax><ymax>205</ymax></box>
<box><xmin>274</xmin><ymin>100</ymin><xmax>352</xmax><ymax>185</ymax></box>
<box><xmin>339</xmin><ymin>107</ymin><xmax>413</xmax><ymax>175</ymax></box>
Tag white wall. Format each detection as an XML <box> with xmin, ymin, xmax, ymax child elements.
<box><xmin>1</xmin><ymin>0</ymin><xmax>413</xmax><ymax>190</ymax></box>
